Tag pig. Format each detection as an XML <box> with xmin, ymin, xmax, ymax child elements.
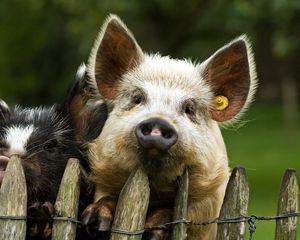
<box><xmin>0</xmin><ymin>64</ymin><xmax>107</xmax><ymax>239</ymax></box>
<box><xmin>81</xmin><ymin>15</ymin><xmax>257</xmax><ymax>240</ymax></box>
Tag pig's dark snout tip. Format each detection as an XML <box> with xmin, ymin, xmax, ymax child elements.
<box><xmin>0</xmin><ymin>156</ymin><xmax>9</xmax><ymax>182</ymax></box>
<box><xmin>135</xmin><ymin>118</ymin><xmax>178</xmax><ymax>151</ymax></box>
<box><xmin>0</xmin><ymin>156</ymin><xmax>9</xmax><ymax>171</ymax></box>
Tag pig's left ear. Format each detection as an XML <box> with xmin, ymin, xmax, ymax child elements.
<box><xmin>63</xmin><ymin>63</ymin><xmax>108</xmax><ymax>143</ymax></box>
<box><xmin>87</xmin><ymin>14</ymin><xmax>144</xmax><ymax>100</ymax></box>
<box><xmin>200</xmin><ymin>35</ymin><xmax>257</xmax><ymax>122</ymax></box>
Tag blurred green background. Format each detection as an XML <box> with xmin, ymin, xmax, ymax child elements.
<box><xmin>0</xmin><ymin>0</ymin><xmax>299</xmax><ymax>238</ymax></box>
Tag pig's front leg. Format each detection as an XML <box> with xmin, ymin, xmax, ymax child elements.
<box><xmin>81</xmin><ymin>195</ymin><xmax>117</xmax><ymax>238</ymax></box>
<box><xmin>143</xmin><ymin>208</ymin><xmax>173</xmax><ymax>240</ymax></box>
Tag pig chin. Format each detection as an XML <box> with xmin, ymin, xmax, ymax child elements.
<box><xmin>138</xmin><ymin>147</ymin><xmax>171</xmax><ymax>172</ymax></box>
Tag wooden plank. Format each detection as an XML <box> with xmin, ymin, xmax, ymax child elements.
<box><xmin>51</xmin><ymin>158</ymin><xmax>81</xmax><ymax>240</ymax></box>
<box><xmin>171</xmin><ymin>168</ymin><xmax>189</xmax><ymax>240</ymax></box>
<box><xmin>275</xmin><ymin>169</ymin><xmax>298</xmax><ymax>240</ymax></box>
<box><xmin>216</xmin><ymin>167</ymin><xmax>249</xmax><ymax>240</ymax></box>
<box><xmin>110</xmin><ymin>166</ymin><xmax>150</xmax><ymax>240</ymax></box>
<box><xmin>0</xmin><ymin>155</ymin><xmax>27</xmax><ymax>240</ymax></box>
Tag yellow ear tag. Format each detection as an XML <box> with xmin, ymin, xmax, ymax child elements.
<box><xmin>214</xmin><ymin>95</ymin><xmax>229</xmax><ymax>110</ymax></box>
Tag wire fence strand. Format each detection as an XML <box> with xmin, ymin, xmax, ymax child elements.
<box><xmin>1</xmin><ymin>212</ymin><xmax>299</xmax><ymax>239</ymax></box>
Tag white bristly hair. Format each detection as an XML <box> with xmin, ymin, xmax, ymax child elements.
<box><xmin>4</xmin><ymin>125</ymin><xmax>35</xmax><ymax>155</ymax></box>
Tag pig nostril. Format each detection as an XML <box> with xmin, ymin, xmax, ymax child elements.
<box><xmin>162</xmin><ymin>129</ymin><xmax>173</xmax><ymax>139</ymax></box>
<box><xmin>141</xmin><ymin>125</ymin><xmax>151</xmax><ymax>136</ymax></box>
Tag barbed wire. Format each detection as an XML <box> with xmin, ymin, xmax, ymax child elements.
<box><xmin>0</xmin><ymin>212</ymin><xmax>299</xmax><ymax>239</ymax></box>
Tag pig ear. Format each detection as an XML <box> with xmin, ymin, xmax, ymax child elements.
<box><xmin>0</xmin><ymin>99</ymin><xmax>10</xmax><ymax>121</ymax></box>
<box><xmin>63</xmin><ymin>63</ymin><xmax>108</xmax><ymax>143</ymax></box>
<box><xmin>76</xmin><ymin>100</ymin><xmax>108</xmax><ymax>142</ymax></box>
<box><xmin>200</xmin><ymin>35</ymin><xmax>257</xmax><ymax>122</ymax></box>
<box><xmin>87</xmin><ymin>14</ymin><xmax>144</xmax><ymax>100</ymax></box>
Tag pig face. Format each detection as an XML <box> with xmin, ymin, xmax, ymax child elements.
<box><xmin>0</xmin><ymin>104</ymin><xmax>78</xmax><ymax>198</ymax></box>
<box><xmin>87</xmin><ymin>15</ymin><xmax>257</xmax><ymax>181</ymax></box>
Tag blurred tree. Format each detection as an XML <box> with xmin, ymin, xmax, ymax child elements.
<box><xmin>0</xmin><ymin>0</ymin><xmax>299</xmax><ymax>109</ymax></box>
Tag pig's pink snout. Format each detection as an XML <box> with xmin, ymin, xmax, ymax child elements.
<box><xmin>135</xmin><ymin>118</ymin><xmax>178</xmax><ymax>151</ymax></box>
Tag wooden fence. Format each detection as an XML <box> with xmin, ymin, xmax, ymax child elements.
<box><xmin>0</xmin><ymin>156</ymin><xmax>298</xmax><ymax>240</ymax></box>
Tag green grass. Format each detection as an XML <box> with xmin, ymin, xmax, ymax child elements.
<box><xmin>222</xmin><ymin>103</ymin><xmax>300</xmax><ymax>239</ymax></box>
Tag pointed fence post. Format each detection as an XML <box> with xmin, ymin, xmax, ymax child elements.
<box><xmin>110</xmin><ymin>166</ymin><xmax>150</xmax><ymax>240</ymax></box>
<box><xmin>216</xmin><ymin>167</ymin><xmax>249</xmax><ymax>240</ymax></box>
<box><xmin>275</xmin><ymin>169</ymin><xmax>298</xmax><ymax>240</ymax></box>
<box><xmin>172</xmin><ymin>168</ymin><xmax>189</xmax><ymax>240</ymax></box>
<box><xmin>51</xmin><ymin>158</ymin><xmax>81</xmax><ymax>240</ymax></box>
<box><xmin>0</xmin><ymin>155</ymin><xmax>27</xmax><ymax>240</ymax></box>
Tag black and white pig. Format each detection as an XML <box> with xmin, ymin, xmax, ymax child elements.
<box><xmin>81</xmin><ymin>15</ymin><xmax>257</xmax><ymax>240</ymax></box>
<box><xmin>0</xmin><ymin>64</ymin><xmax>107</xmax><ymax>239</ymax></box>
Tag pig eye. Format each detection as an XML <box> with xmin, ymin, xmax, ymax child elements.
<box><xmin>43</xmin><ymin>140</ymin><xmax>58</xmax><ymax>153</ymax></box>
<box><xmin>132</xmin><ymin>94</ymin><xmax>144</xmax><ymax>105</ymax></box>
<box><xmin>183</xmin><ymin>100</ymin><xmax>197</xmax><ymax>118</ymax></box>
<box><xmin>185</xmin><ymin>105</ymin><xmax>195</xmax><ymax>115</ymax></box>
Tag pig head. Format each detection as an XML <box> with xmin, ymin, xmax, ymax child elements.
<box><xmin>83</xmin><ymin>15</ymin><xmax>257</xmax><ymax>240</ymax></box>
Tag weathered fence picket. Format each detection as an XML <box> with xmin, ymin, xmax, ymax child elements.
<box><xmin>275</xmin><ymin>169</ymin><xmax>299</xmax><ymax>240</ymax></box>
<box><xmin>216</xmin><ymin>167</ymin><xmax>249</xmax><ymax>240</ymax></box>
<box><xmin>172</xmin><ymin>168</ymin><xmax>189</xmax><ymax>240</ymax></box>
<box><xmin>0</xmin><ymin>156</ymin><xmax>27</xmax><ymax>240</ymax></box>
<box><xmin>110</xmin><ymin>166</ymin><xmax>150</xmax><ymax>240</ymax></box>
<box><xmin>0</xmin><ymin>155</ymin><xmax>299</xmax><ymax>240</ymax></box>
<box><xmin>52</xmin><ymin>158</ymin><xmax>81</xmax><ymax>240</ymax></box>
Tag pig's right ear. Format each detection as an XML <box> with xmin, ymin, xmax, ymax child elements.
<box><xmin>0</xmin><ymin>99</ymin><xmax>10</xmax><ymax>121</ymax></box>
<box><xmin>87</xmin><ymin>14</ymin><xmax>144</xmax><ymax>100</ymax></box>
<box><xmin>200</xmin><ymin>36</ymin><xmax>257</xmax><ymax>123</ymax></box>
<box><xmin>63</xmin><ymin>64</ymin><xmax>108</xmax><ymax>143</ymax></box>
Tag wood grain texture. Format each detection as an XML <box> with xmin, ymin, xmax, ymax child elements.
<box><xmin>0</xmin><ymin>155</ymin><xmax>27</xmax><ymax>240</ymax></box>
<box><xmin>51</xmin><ymin>158</ymin><xmax>80</xmax><ymax>240</ymax></box>
<box><xmin>110</xmin><ymin>166</ymin><xmax>150</xmax><ymax>240</ymax></box>
<box><xmin>275</xmin><ymin>169</ymin><xmax>298</xmax><ymax>240</ymax></box>
<box><xmin>216</xmin><ymin>167</ymin><xmax>249</xmax><ymax>240</ymax></box>
<box><xmin>172</xmin><ymin>168</ymin><xmax>189</xmax><ymax>240</ymax></box>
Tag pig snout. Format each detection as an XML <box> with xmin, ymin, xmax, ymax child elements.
<box><xmin>0</xmin><ymin>156</ymin><xmax>9</xmax><ymax>170</ymax></box>
<box><xmin>135</xmin><ymin>118</ymin><xmax>178</xmax><ymax>152</ymax></box>
<box><xmin>0</xmin><ymin>156</ymin><xmax>9</xmax><ymax>183</ymax></box>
